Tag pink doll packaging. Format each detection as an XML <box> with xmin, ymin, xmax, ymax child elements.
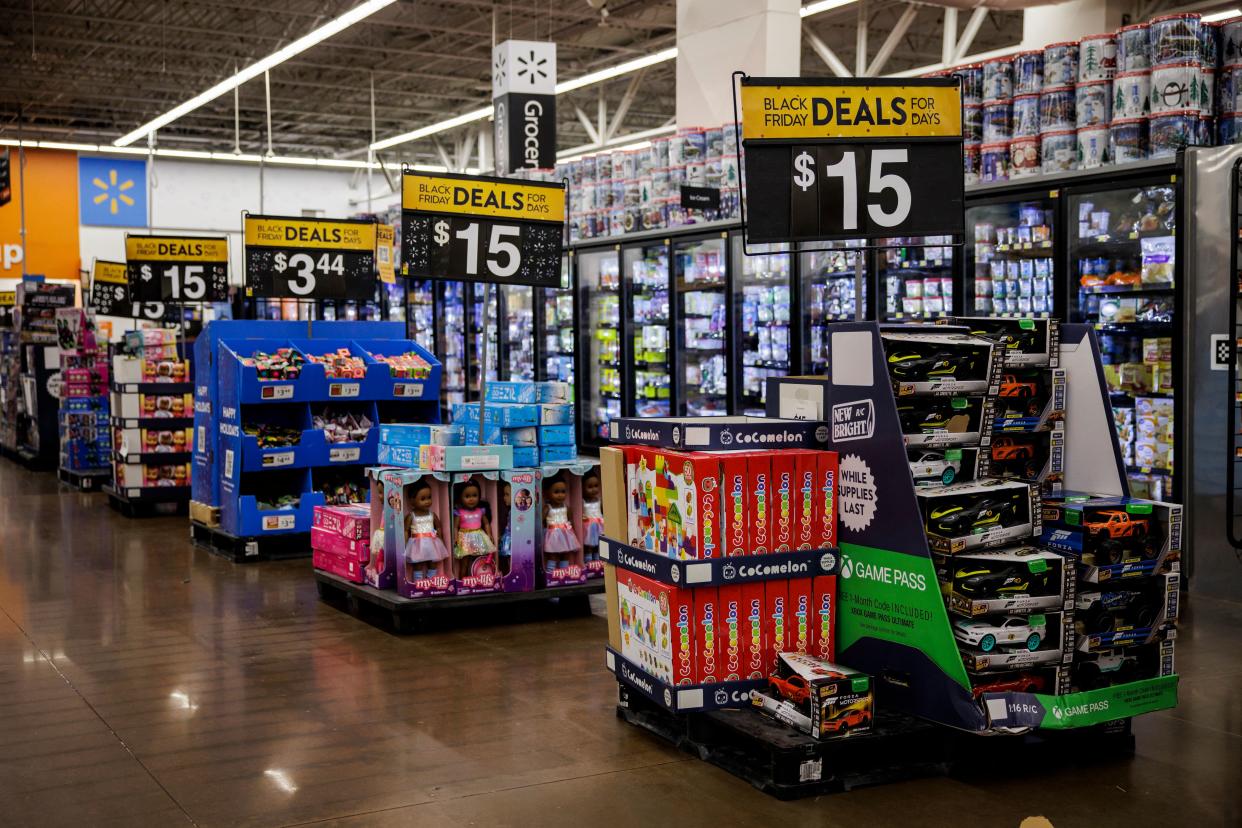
<box><xmin>540</xmin><ymin>461</ymin><xmax>591</xmax><ymax>587</ymax></box>
<box><xmin>365</xmin><ymin>467</ymin><xmax>405</xmax><ymax>590</ymax></box>
<box><xmin>450</xmin><ymin>472</ymin><xmax>503</xmax><ymax>595</ymax></box>
<box><xmin>396</xmin><ymin>469</ymin><xmax>455</xmax><ymax>598</ymax></box>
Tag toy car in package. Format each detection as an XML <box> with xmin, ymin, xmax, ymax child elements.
<box><xmin>881</xmin><ymin>331</ymin><xmax>999</xmax><ymax>396</ymax></box>
<box><xmin>748</xmin><ymin>652</ymin><xmax>873</xmax><ymax>739</ymax></box>
<box><xmin>908</xmin><ymin>447</ymin><xmax>980</xmax><ymax>488</ymax></box>
<box><xmin>958</xmin><ymin>317</ymin><xmax>1059</xmax><ymax>367</ymax></box>
<box><xmin>993</xmin><ymin>368</ymin><xmax>1066</xmax><ymax>431</ymax></box>
<box><xmin>1040</xmin><ymin>493</ymin><xmax>1181</xmax><ymax>580</ymax></box>
<box><xmin>982</xmin><ymin>428</ymin><xmax>1064</xmax><ymax>484</ymax></box>
<box><xmin>939</xmin><ymin>545</ymin><xmax>1068</xmax><ymax>617</ymax></box>
<box><xmin>918</xmin><ymin>479</ymin><xmax>1039</xmax><ymax>553</ymax></box>
<box><xmin>957</xmin><ymin>611</ymin><xmax>1073</xmax><ymax>673</ymax></box>
<box><xmin>898</xmin><ymin>396</ymin><xmax>990</xmax><ymax>448</ymax></box>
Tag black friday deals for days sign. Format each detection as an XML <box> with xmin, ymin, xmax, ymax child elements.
<box><xmin>740</xmin><ymin>77</ymin><xmax>965</xmax><ymax>244</ymax></box>
<box><xmin>126</xmin><ymin>235</ymin><xmax>229</xmax><ymax>302</ymax></box>
<box><xmin>243</xmin><ymin>215</ymin><xmax>378</xmax><ymax>301</ymax></box>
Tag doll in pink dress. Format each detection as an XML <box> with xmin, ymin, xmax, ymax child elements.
<box><xmin>404</xmin><ymin>480</ymin><xmax>449</xmax><ymax>582</ymax></box>
<box><xmin>453</xmin><ymin>479</ymin><xmax>496</xmax><ymax>579</ymax></box>
<box><xmin>581</xmin><ymin>470</ymin><xmax>605</xmax><ymax>563</ymax></box>
<box><xmin>543</xmin><ymin>473</ymin><xmax>581</xmax><ymax>572</ymax></box>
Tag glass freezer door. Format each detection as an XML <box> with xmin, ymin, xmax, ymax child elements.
<box><xmin>1066</xmin><ymin>182</ymin><xmax>1177</xmax><ymax>501</ymax></box>
<box><xmin>467</xmin><ymin>282</ymin><xmax>499</xmax><ymax>397</ymax></box>
<box><xmin>880</xmin><ymin>236</ymin><xmax>956</xmax><ymax>321</ymax></box>
<box><xmin>965</xmin><ymin>198</ymin><xmax>1056</xmax><ymax>317</ymax></box>
<box><xmin>800</xmin><ymin>243</ymin><xmax>868</xmax><ymax>375</ymax></box>
<box><xmin>406</xmin><ymin>279</ymin><xmax>436</xmax><ymax>355</ymax></box>
<box><xmin>437</xmin><ymin>281</ymin><xmax>467</xmax><ymax>416</ymax></box>
<box><xmin>625</xmin><ymin>242</ymin><xmax>672</xmax><ymax>418</ymax></box>
<box><xmin>538</xmin><ymin>255</ymin><xmax>575</xmax><ymax>385</ymax></box>
<box><xmin>733</xmin><ymin>238</ymin><xmax>791</xmax><ymax>415</ymax></box>
<box><xmin>578</xmin><ymin>248</ymin><xmax>623</xmax><ymax>444</ymax></box>
<box><xmin>675</xmin><ymin>235</ymin><xmax>729</xmax><ymax>416</ymax></box>
<box><xmin>501</xmin><ymin>285</ymin><xmax>535</xmax><ymax>381</ymax></box>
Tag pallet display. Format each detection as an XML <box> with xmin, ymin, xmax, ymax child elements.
<box><xmin>189</xmin><ymin>320</ymin><xmax>440</xmax><ymax>557</ymax></box>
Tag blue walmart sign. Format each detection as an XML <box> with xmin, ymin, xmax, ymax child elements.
<box><xmin>79</xmin><ymin>156</ymin><xmax>148</xmax><ymax>227</ymax></box>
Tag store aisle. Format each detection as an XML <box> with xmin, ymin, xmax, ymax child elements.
<box><xmin>1</xmin><ymin>458</ymin><xmax>1240</xmax><ymax>828</ymax></box>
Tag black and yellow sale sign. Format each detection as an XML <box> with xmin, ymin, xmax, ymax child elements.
<box><xmin>740</xmin><ymin>77</ymin><xmax>965</xmax><ymax>244</ymax></box>
<box><xmin>243</xmin><ymin>215</ymin><xmax>378</xmax><ymax>300</ymax></box>
<box><xmin>126</xmin><ymin>235</ymin><xmax>229</xmax><ymax>303</ymax></box>
<box><xmin>0</xmin><ymin>291</ymin><xmax>14</xmax><ymax>306</ymax></box>
<box><xmin>401</xmin><ymin>171</ymin><xmax>565</xmax><ymax>288</ymax></box>
<box><xmin>88</xmin><ymin>260</ymin><xmax>129</xmax><ymax>316</ymax></box>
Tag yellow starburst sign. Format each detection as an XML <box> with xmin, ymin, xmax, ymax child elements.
<box><xmin>92</xmin><ymin>168</ymin><xmax>136</xmax><ymax>215</ymax></box>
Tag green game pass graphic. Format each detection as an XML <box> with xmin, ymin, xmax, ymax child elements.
<box><xmin>837</xmin><ymin>542</ymin><xmax>971</xmax><ymax>691</ymax></box>
<box><xmin>1031</xmin><ymin>676</ymin><xmax>1178</xmax><ymax>728</ymax></box>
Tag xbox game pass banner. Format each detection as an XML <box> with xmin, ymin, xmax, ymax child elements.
<box><xmin>126</xmin><ymin>235</ymin><xmax>228</xmax><ymax>303</ymax></box>
<box><xmin>243</xmin><ymin>215</ymin><xmax>377</xmax><ymax>301</ymax></box>
<box><xmin>492</xmin><ymin>39</ymin><xmax>556</xmax><ymax>174</ymax></box>
<box><xmin>401</xmin><ymin>171</ymin><xmax>565</xmax><ymax>288</ymax></box>
<box><xmin>740</xmin><ymin>77</ymin><xmax>964</xmax><ymax>243</ymax></box>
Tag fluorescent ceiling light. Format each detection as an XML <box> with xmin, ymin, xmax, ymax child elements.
<box><xmin>0</xmin><ymin>138</ymin><xmax>383</xmax><ymax>169</ymax></box>
<box><xmin>801</xmin><ymin>0</ymin><xmax>858</xmax><ymax>17</ymax></box>
<box><xmin>557</xmin><ymin>124</ymin><xmax>677</xmax><ymax>162</ymax></box>
<box><xmin>1204</xmin><ymin>9</ymin><xmax>1241</xmax><ymax>22</ymax></box>
<box><xmin>370</xmin><ymin>47</ymin><xmax>679</xmax><ymax>152</ymax></box>
<box><xmin>114</xmin><ymin>0</ymin><xmax>396</xmax><ymax>147</ymax></box>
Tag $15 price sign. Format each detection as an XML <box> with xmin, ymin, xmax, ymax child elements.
<box><xmin>740</xmin><ymin>77</ymin><xmax>964</xmax><ymax>244</ymax></box>
<box><xmin>244</xmin><ymin>215</ymin><xmax>378</xmax><ymax>301</ymax></box>
<box><xmin>126</xmin><ymin>235</ymin><xmax>229</xmax><ymax>303</ymax></box>
<box><xmin>90</xmin><ymin>259</ymin><xmax>167</xmax><ymax>320</ymax></box>
<box><xmin>401</xmin><ymin>171</ymin><xmax>565</xmax><ymax>288</ymax></box>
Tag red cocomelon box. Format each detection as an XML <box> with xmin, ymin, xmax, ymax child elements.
<box><xmin>812</xmin><ymin>575</ymin><xmax>838</xmax><ymax>662</ymax></box>
<box><xmin>793</xmin><ymin>450</ymin><xmax>819</xmax><ymax>550</ymax></box>
<box><xmin>718</xmin><ymin>584</ymin><xmax>744</xmax><ymax>681</ymax></box>
<box><xmin>615</xmin><ymin>568</ymin><xmax>696</xmax><ymax>686</ymax></box>
<box><xmin>624</xmin><ymin>446</ymin><xmax>722</xmax><ymax>560</ymax></box>
<box><xmin>788</xmin><ymin>577</ymin><xmax>814</xmax><ymax>656</ymax></box>
<box><xmin>816</xmin><ymin>450</ymin><xmax>839</xmax><ymax>548</ymax></box>
<box><xmin>748</xmin><ymin>452</ymin><xmax>772</xmax><ymax>555</ymax></box>
<box><xmin>765</xmin><ymin>579</ymin><xmax>789</xmax><ymax>675</ymax></box>
<box><xmin>695</xmin><ymin>586</ymin><xmax>721</xmax><ymax>683</ymax></box>
<box><xmin>741</xmin><ymin>580</ymin><xmax>767</xmax><ymax>679</ymax></box>
<box><xmin>771</xmin><ymin>451</ymin><xmax>797</xmax><ymax>552</ymax></box>
<box><xmin>718</xmin><ymin>452</ymin><xmax>749</xmax><ymax>557</ymax></box>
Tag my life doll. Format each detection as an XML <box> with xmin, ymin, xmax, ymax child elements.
<box><xmin>498</xmin><ymin>482</ymin><xmax>512</xmax><ymax>571</ymax></box>
<box><xmin>543</xmin><ymin>472</ymin><xmax>580</xmax><ymax>572</ymax></box>
<box><xmin>453</xmin><ymin>479</ymin><xmax>496</xmax><ymax>579</ymax></box>
<box><xmin>582</xmin><ymin>470</ymin><xmax>604</xmax><ymax>563</ymax></box>
<box><xmin>404</xmin><ymin>480</ymin><xmax>450</xmax><ymax>581</ymax></box>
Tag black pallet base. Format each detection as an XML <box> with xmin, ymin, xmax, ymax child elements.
<box><xmin>104</xmin><ymin>485</ymin><xmax>189</xmax><ymax>517</ymax></box>
<box><xmin>57</xmin><ymin>466</ymin><xmax>110</xmax><ymax>492</ymax></box>
<box><xmin>190</xmin><ymin>521</ymin><xmax>311</xmax><ymax>563</ymax></box>
<box><xmin>314</xmin><ymin>569</ymin><xmax>603</xmax><ymax>633</ymax></box>
<box><xmin>617</xmin><ymin>684</ymin><xmax>949</xmax><ymax>800</ymax></box>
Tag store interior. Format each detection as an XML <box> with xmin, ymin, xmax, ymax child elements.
<box><xmin>2</xmin><ymin>1</ymin><xmax>1241</xmax><ymax>825</ymax></box>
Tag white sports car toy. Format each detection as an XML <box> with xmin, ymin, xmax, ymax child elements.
<box><xmin>953</xmin><ymin>615</ymin><xmax>1046</xmax><ymax>652</ymax></box>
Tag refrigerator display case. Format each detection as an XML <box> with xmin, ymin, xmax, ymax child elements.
<box><xmin>538</xmin><ymin>254</ymin><xmax>575</xmax><ymax>385</ymax></box>
<box><xmin>406</xmin><ymin>279</ymin><xmax>436</xmax><ymax>355</ymax></box>
<box><xmin>1067</xmin><ymin>178</ymin><xmax>1178</xmax><ymax>502</ymax></box>
<box><xmin>800</xmin><ymin>242</ymin><xmax>869</xmax><ymax>375</ymax></box>
<box><xmin>674</xmin><ymin>234</ymin><xmax>729</xmax><ymax>416</ymax></box>
<box><xmin>501</xmin><ymin>284</ymin><xmax>535</xmax><ymax>382</ymax></box>
<box><xmin>625</xmin><ymin>241</ymin><xmax>672</xmax><ymax>418</ymax></box>
<box><xmin>733</xmin><ymin>236</ymin><xmax>792</xmax><ymax>415</ymax></box>
<box><xmin>578</xmin><ymin>247</ymin><xmax>622</xmax><ymax>446</ymax></box>
<box><xmin>468</xmin><ymin>282</ymin><xmax>499</xmax><ymax>393</ymax></box>
<box><xmin>964</xmin><ymin>196</ymin><xmax>1059</xmax><ymax>318</ymax></box>
<box><xmin>879</xmin><ymin>236</ymin><xmax>957</xmax><ymax>322</ymax></box>
<box><xmin>437</xmin><ymin>281</ymin><xmax>468</xmax><ymax>416</ymax></box>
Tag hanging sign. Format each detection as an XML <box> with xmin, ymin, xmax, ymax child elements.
<box><xmin>740</xmin><ymin>77</ymin><xmax>965</xmax><ymax>244</ymax></box>
<box><xmin>126</xmin><ymin>235</ymin><xmax>228</xmax><ymax>302</ymax></box>
<box><xmin>401</xmin><ymin>170</ymin><xmax>565</xmax><ymax>288</ymax></box>
<box><xmin>90</xmin><ymin>259</ymin><xmax>165</xmax><ymax>320</ymax></box>
<box><xmin>376</xmin><ymin>224</ymin><xmax>396</xmax><ymax>284</ymax></box>
<box><xmin>243</xmin><ymin>215</ymin><xmax>377</xmax><ymax>300</ymax></box>
<box><xmin>492</xmin><ymin>39</ymin><xmax>557</xmax><ymax>174</ymax></box>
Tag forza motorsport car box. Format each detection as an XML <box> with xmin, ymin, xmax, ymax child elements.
<box><xmin>748</xmin><ymin>653</ymin><xmax>873</xmax><ymax>740</ymax></box>
<box><xmin>980</xmin><ymin>426</ymin><xmax>1065</xmax><ymax>486</ymax></box>
<box><xmin>992</xmin><ymin>368</ymin><xmax>1066</xmax><ymax>432</ymax></box>
<box><xmin>919</xmin><ymin>479</ymin><xmax>1040</xmax><ymax>554</ymax></box>
<box><xmin>956</xmin><ymin>317</ymin><xmax>1060</xmax><ymax>368</ymax></box>
<box><xmin>881</xmin><ymin>331</ymin><xmax>1002</xmax><ymax>397</ymax></box>
<box><xmin>938</xmin><ymin>546</ymin><xmax>1072</xmax><ymax>617</ymax></box>
<box><xmin>957</xmin><ymin>611</ymin><xmax>1074</xmax><ymax>673</ymax></box>
<box><xmin>899</xmin><ymin>396</ymin><xmax>994</xmax><ymax>449</ymax></box>
<box><xmin>1040</xmin><ymin>494</ymin><xmax>1182</xmax><ymax>582</ymax></box>
<box><xmin>908</xmin><ymin>446</ymin><xmax>982</xmax><ymax>489</ymax></box>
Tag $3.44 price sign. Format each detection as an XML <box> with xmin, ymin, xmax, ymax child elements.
<box><xmin>126</xmin><ymin>235</ymin><xmax>229</xmax><ymax>303</ymax></box>
<box><xmin>401</xmin><ymin>171</ymin><xmax>565</xmax><ymax>288</ymax></box>
<box><xmin>740</xmin><ymin>77</ymin><xmax>964</xmax><ymax>244</ymax></box>
<box><xmin>243</xmin><ymin>215</ymin><xmax>378</xmax><ymax>301</ymax></box>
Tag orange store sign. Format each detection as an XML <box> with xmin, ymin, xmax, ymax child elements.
<box><xmin>0</xmin><ymin>149</ymin><xmax>81</xmax><ymax>280</ymax></box>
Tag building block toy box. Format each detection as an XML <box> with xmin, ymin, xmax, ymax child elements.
<box><xmin>748</xmin><ymin>653</ymin><xmax>873</xmax><ymax>739</ymax></box>
<box><xmin>919</xmin><ymin>479</ymin><xmax>1040</xmax><ymax>554</ymax></box>
<box><xmin>880</xmin><ymin>331</ymin><xmax>1001</xmax><ymax>396</ymax></box>
<box><xmin>616</xmin><ymin>568</ymin><xmax>696</xmax><ymax>686</ymax></box>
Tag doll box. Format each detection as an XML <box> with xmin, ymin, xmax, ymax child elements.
<box><xmin>313</xmin><ymin>504</ymin><xmax>370</xmax><ymax>540</ymax></box>
<box><xmin>449</xmin><ymin>472</ymin><xmax>504</xmax><ymax>596</ymax></box>
<box><xmin>386</xmin><ymin>467</ymin><xmax>456</xmax><ymax>598</ymax></box>
<box><xmin>499</xmin><ymin>468</ymin><xmax>541</xmax><ymax>593</ymax></box>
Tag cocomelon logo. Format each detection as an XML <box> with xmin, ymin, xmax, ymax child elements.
<box><xmin>677</xmin><ymin>604</ymin><xmax>692</xmax><ymax>675</ymax></box>
<box><xmin>821</xmin><ymin>468</ymin><xmax>836</xmax><ymax>535</ymax></box>
<box><xmin>729</xmin><ymin>474</ymin><xmax>745</xmax><ymax>550</ymax></box>
<box><xmin>795</xmin><ymin>593</ymin><xmax>809</xmax><ymax>649</ymax></box>
<box><xmin>724</xmin><ymin>600</ymin><xmax>741</xmax><ymax>673</ymax></box>
<box><xmin>700</xmin><ymin>602</ymin><xmax>717</xmax><ymax>675</ymax></box>
<box><xmin>620</xmin><ymin>663</ymin><xmax>654</xmax><ymax>695</ymax></box>
<box><xmin>748</xmin><ymin>599</ymin><xmax>763</xmax><ymax>664</ymax></box>
<box><xmin>754</xmin><ymin>473</ymin><xmax>769</xmax><ymax>545</ymax></box>
<box><xmin>777</xmin><ymin>471</ymin><xmax>792</xmax><ymax>542</ymax></box>
<box><xmin>772</xmin><ymin>596</ymin><xmax>786</xmax><ymax>642</ymax></box>
<box><xmin>701</xmin><ymin>489</ymin><xmax>717</xmax><ymax>557</ymax></box>
<box><xmin>624</xmin><ymin>425</ymin><xmax>661</xmax><ymax>442</ymax></box>
<box><xmin>798</xmin><ymin>470</ymin><xmax>815</xmax><ymax>545</ymax></box>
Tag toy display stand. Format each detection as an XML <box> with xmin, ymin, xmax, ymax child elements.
<box><xmin>103</xmin><ymin>483</ymin><xmax>190</xmax><ymax>517</ymax></box>
<box><xmin>190</xmin><ymin>520</ymin><xmax>313</xmax><ymax>563</ymax></box>
<box><xmin>312</xmin><ymin>569</ymin><xmax>604</xmax><ymax>634</ymax></box>
<box><xmin>57</xmin><ymin>465</ymin><xmax>110</xmax><ymax>492</ymax></box>
<box><xmin>109</xmin><ymin>379</ymin><xmax>195</xmax><ymax>515</ymax></box>
<box><xmin>616</xmin><ymin>683</ymin><xmax>949</xmax><ymax>800</ymax></box>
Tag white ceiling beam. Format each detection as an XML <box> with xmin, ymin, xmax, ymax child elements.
<box><xmin>867</xmin><ymin>4</ymin><xmax>919</xmax><ymax>76</ymax></box>
<box><xmin>855</xmin><ymin>3</ymin><xmax>868</xmax><ymax>76</ymax></box>
<box><xmin>942</xmin><ymin>8</ymin><xmax>958</xmax><ymax>65</ymax></box>
<box><xmin>805</xmin><ymin>30</ymin><xmax>852</xmax><ymax>77</ymax></box>
<box><xmin>953</xmin><ymin>8</ymin><xmax>990</xmax><ymax>64</ymax></box>
<box><xmin>606</xmin><ymin>69</ymin><xmax>646</xmax><ymax>142</ymax></box>
<box><xmin>573</xmin><ymin>105</ymin><xmax>601</xmax><ymax>145</ymax></box>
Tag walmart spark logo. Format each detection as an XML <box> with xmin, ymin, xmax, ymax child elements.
<box><xmin>92</xmin><ymin>168</ymin><xmax>135</xmax><ymax>215</ymax></box>
<box><xmin>516</xmin><ymin>49</ymin><xmax>548</xmax><ymax>86</ymax></box>
<box><xmin>79</xmin><ymin>156</ymin><xmax>147</xmax><ymax>227</ymax></box>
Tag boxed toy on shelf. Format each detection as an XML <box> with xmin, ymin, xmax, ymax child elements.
<box><xmin>56</xmin><ymin>309</ymin><xmax>112</xmax><ymax>477</ymax></box>
<box><xmin>748</xmin><ymin>654</ymin><xmax>874</xmax><ymax>739</ymax></box>
<box><xmin>311</xmin><ymin>503</ymin><xmax>371</xmax><ymax>584</ymax></box>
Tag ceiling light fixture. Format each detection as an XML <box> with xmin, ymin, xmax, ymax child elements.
<box><xmin>0</xmin><ymin>138</ymin><xmax>408</xmax><ymax>170</ymax></box>
<box><xmin>370</xmin><ymin>47</ymin><xmax>679</xmax><ymax>152</ymax></box>
<box><xmin>1203</xmin><ymin>9</ymin><xmax>1241</xmax><ymax>22</ymax></box>
<box><xmin>801</xmin><ymin>0</ymin><xmax>859</xmax><ymax>17</ymax></box>
<box><xmin>114</xmin><ymin>0</ymin><xmax>397</xmax><ymax>147</ymax></box>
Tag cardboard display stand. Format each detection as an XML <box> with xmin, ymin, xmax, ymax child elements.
<box><xmin>761</xmin><ymin>322</ymin><xmax>1176</xmax><ymax>732</ymax></box>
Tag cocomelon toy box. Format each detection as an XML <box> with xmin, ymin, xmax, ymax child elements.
<box><xmin>617</xmin><ymin>568</ymin><xmax>696</xmax><ymax>686</ymax></box>
<box><xmin>623</xmin><ymin>446</ymin><xmax>722</xmax><ymax>560</ymax></box>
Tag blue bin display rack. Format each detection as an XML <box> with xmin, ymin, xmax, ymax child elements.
<box><xmin>191</xmin><ymin>320</ymin><xmax>440</xmax><ymax>542</ymax></box>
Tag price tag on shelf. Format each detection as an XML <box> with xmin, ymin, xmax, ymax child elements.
<box><xmin>392</xmin><ymin>382</ymin><xmax>424</xmax><ymax>398</ymax></box>
<box><xmin>740</xmin><ymin>77</ymin><xmax>964</xmax><ymax>244</ymax></box>
<box><xmin>243</xmin><ymin>215</ymin><xmax>378</xmax><ymax>300</ymax></box>
<box><xmin>401</xmin><ymin>171</ymin><xmax>565</xmax><ymax>287</ymax></box>
<box><xmin>262</xmin><ymin>451</ymin><xmax>296</xmax><ymax>468</ymax></box>
<box><xmin>328</xmin><ymin>382</ymin><xmax>361</xmax><ymax>398</ymax></box>
<box><xmin>126</xmin><ymin>235</ymin><xmax>229</xmax><ymax>303</ymax></box>
<box><xmin>262</xmin><ymin>514</ymin><xmax>297</xmax><ymax>531</ymax></box>
<box><xmin>329</xmin><ymin>446</ymin><xmax>361</xmax><ymax>463</ymax></box>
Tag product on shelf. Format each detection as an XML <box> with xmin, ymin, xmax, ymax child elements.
<box><xmin>304</xmin><ymin>348</ymin><xmax>366</xmax><ymax>378</ymax></box>
<box><xmin>919</xmin><ymin>479</ymin><xmax>1039</xmax><ymax>554</ymax></box>
<box><xmin>938</xmin><ymin>546</ymin><xmax>1068</xmax><ymax>617</ymax></box>
<box><xmin>242</xmin><ymin>422</ymin><xmax>303</xmax><ymax>448</ymax></box>
<box><xmin>372</xmin><ymin>350</ymin><xmax>432</xmax><ymax>379</ymax></box>
<box><xmin>312</xmin><ymin>407</ymin><xmax>373</xmax><ymax>443</ymax></box>
<box><xmin>908</xmin><ymin>447</ymin><xmax>981</xmax><ymax>487</ymax></box>
<box><xmin>748</xmin><ymin>653</ymin><xmax>873</xmax><ymax>739</ymax></box>
<box><xmin>242</xmin><ymin>348</ymin><xmax>305</xmax><ymax>380</ymax></box>
<box><xmin>898</xmin><ymin>396</ymin><xmax>990</xmax><ymax>448</ymax></box>
<box><xmin>1040</xmin><ymin>494</ymin><xmax>1181</xmax><ymax>578</ymax></box>
<box><xmin>881</xmin><ymin>331</ymin><xmax>999</xmax><ymax>395</ymax></box>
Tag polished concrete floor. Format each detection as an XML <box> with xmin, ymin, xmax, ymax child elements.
<box><xmin>1</xmin><ymin>459</ymin><xmax>1240</xmax><ymax>827</ymax></box>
